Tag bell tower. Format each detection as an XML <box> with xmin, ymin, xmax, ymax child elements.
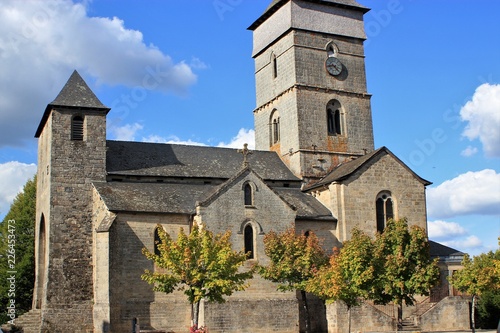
<box><xmin>249</xmin><ymin>0</ymin><xmax>375</xmax><ymax>182</ymax></box>
<box><xmin>33</xmin><ymin>70</ymin><xmax>109</xmax><ymax>331</ymax></box>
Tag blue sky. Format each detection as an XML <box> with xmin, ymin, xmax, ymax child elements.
<box><xmin>0</xmin><ymin>0</ymin><xmax>498</xmax><ymax>256</ymax></box>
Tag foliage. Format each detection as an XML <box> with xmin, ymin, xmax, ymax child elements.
<box><xmin>367</xmin><ymin>218</ymin><xmax>440</xmax><ymax>330</ymax></box>
<box><xmin>450</xmin><ymin>245</ymin><xmax>500</xmax><ymax>330</ymax></box>
<box><xmin>258</xmin><ymin>227</ymin><xmax>328</xmax><ymax>292</ymax></box>
<box><xmin>307</xmin><ymin>228</ymin><xmax>375</xmax><ymax>308</ymax></box>
<box><xmin>258</xmin><ymin>227</ymin><xmax>328</xmax><ymax>333</ymax></box>
<box><xmin>450</xmin><ymin>249</ymin><xmax>500</xmax><ymax>298</ymax></box>
<box><xmin>0</xmin><ymin>176</ymin><xmax>36</xmax><ymax>324</ymax></box>
<box><xmin>142</xmin><ymin>223</ymin><xmax>253</xmax><ymax>326</ymax></box>
<box><xmin>372</xmin><ymin>218</ymin><xmax>440</xmax><ymax>307</ymax></box>
<box><xmin>476</xmin><ymin>290</ymin><xmax>500</xmax><ymax>329</ymax></box>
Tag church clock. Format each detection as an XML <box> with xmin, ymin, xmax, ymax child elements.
<box><xmin>325</xmin><ymin>56</ymin><xmax>343</xmax><ymax>76</ymax></box>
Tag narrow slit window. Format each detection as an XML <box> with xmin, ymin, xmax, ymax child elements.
<box><xmin>272</xmin><ymin>53</ymin><xmax>278</xmax><ymax>79</ymax></box>
<box><xmin>71</xmin><ymin>115</ymin><xmax>84</xmax><ymax>141</ymax></box>
<box><xmin>244</xmin><ymin>183</ymin><xmax>253</xmax><ymax>206</ymax></box>
<box><xmin>244</xmin><ymin>224</ymin><xmax>254</xmax><ymax>259</ymax></box>
<box><xmin>273</xmin><ymin>118</ymin><xmax>280</xmax><ymax>144</ymax></box>
<box><xmin>269</xmin><ymin>109</ymin><xmax>280</xmax><ymax>146</ymax></box>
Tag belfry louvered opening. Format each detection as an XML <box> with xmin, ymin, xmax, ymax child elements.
<box><xmin>71</xmin><ymin>115</ymin><xmax>84</xmax><ymax>141</ymax></box>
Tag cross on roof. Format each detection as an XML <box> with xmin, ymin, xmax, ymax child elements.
<box><xmin>237</xmin><ymin>143</ymin><xmax>253</xmax><ymax>167</ymax></box>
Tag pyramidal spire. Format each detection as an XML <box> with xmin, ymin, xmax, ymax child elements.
<box><xmin>35</xmin><ymin>70</ymin><xmax>110</xmax><ymax>138</ymax></box>
<box><xmin>50</xmin><ymin>70</ymin><xmax>108</xmax><ymax>109</ymax></box>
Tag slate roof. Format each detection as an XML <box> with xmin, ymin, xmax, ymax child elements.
<box><xmin>193</xmin><ymin>166</ymin><xmax>335</xmax><ymax>221</ymax></box>
<box><xmin>429</xmin><ymin>240</ymin><xmax>466</xmax><ymax>259</ymax></box>
<box><xmin>274</xmin><ymin>187</ymin><xmax>336</xmax><ymax>221</ymax></box>
<box><xmin>93</xmin><ymin>175</ymin><xmax>334</xmax><ymax>221</ymax></box>
<box><xmin>306</xmin><ymin>146</ymin><xmax>432</xmax><ymax>190</ymax></box>
<box><xmin>106</xmin><ymin>140</ymin><xmax>300</xmax><ymax>181</ymax></box>
<box><xmin>248</xmin><ymin>0</ymin><xmax>369</xmax><ymax>30</ymax></box>
<box><xmin>93</xmin><ymin>182</ymin><xmax>218</xmax><ymax>214</ymax></box>
<box><xmin>35</xmin><ymin>70</ymin><xmax>110</xmax><ymax>138</ymax></box>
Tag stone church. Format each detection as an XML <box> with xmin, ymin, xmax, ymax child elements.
<box><xmin>20</xmin><ymin>0</ymin><xmax>468</xmax><ymax>332</ymax></box>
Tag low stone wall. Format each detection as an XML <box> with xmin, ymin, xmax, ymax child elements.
<box><xmin>202</xmin><ymin>298</ymin><xmax>299</xmax><ymax>333</ymax></box>
<box><xmin>419</xmin><ymin>296</ymin><xmax>471</xmax><ymax>331</ymax></box>
<box><xmin>326</xmin><ymin>301</ymin><xmax>395</xmax><ymax>333</ymax></box>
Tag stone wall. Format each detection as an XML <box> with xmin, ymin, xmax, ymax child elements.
<box><xmin>203</xmin><ymin>299</ymin><xmax>299</xmax><ymax>333</ymax></box>
<box><xmin>419</xmin><ymin>296</ymin><xmax>471</xmax><ymax>331</ymax></box>
<box><xmin>108</xmin><ymin>212</ymin><xmax>191</xmax><ymax>333</ymax></box>
<box><xmin>326</xmin><ymin>301</ymin><xmax>395</xmax><ymax>333</ymax></box>
<box><xmin>327</xmin><ymin>151</ymin><xmax>428</xmax><ymax>241</ymax></box>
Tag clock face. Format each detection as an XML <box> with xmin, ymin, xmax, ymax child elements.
<box><xmin>325</xmin><ymin>57</ymin><xmax>342</xmax><ymax>76</ymax></box>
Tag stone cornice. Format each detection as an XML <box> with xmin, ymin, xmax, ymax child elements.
<box><xmin>254</xmin><ymin>84</ymin><xmax>371</xmax><ymax>114</ymax></box>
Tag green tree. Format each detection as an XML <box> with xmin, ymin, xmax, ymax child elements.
<box><xmin>0</xmin><ymin>176</ymin><xmax>36</xmax><ymax>325</ymax></box>
<box><xmin>258</xmin><ymin>227</ymin><xmax>328</xmax><ymax>333</ymax></box>
<box><xmin>372</xmin><ymin>218</ymin><xmax>440</xmax><ymax>330</ymax></box>
<box><xmin>449</xmin><ymin>245</ymin><xmax>500</xmax><ymax>332</ymax></box>
<box><xmin>141</xmin><ymin>223</ymin><xmax>253</xmax><ymax>329</ymax></box>
<box><xmin>307</xmin><ymin>228</ymin><xmax>376</xmax><ymax>333</ymax></box>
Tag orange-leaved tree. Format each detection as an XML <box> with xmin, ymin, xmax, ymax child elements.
<box><xmin>307</xmin><ymin>228</ymin><xmax>376</xmax><ymax>333</ymax></box>
<box><xmin>258</xmin><ymin>227</ymin><xmax>328</xmax><ymax>333</ymax></box>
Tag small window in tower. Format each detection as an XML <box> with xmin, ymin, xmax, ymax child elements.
<box><xmin>326</xmin><ymin>41</ymin><xmax>339</xmax><ymax>58</ymax></box>
<box><xmin>269</xmin><ymin>109</ymin><xmax>280</xmax><ymax>146</ymax></box>
<box><xmin>376</xmin><ymin>191</ymin><xmax>395</xmax><ymax>233</ymax></box>
<box><xmin>273</xmin><ymin>118</ymin><xmax>280</xmax><ymax>144</ymax></box>
<box><xmin>71</xmin><ymin>115</ymin><xmax>84</xmax><ymax>141</ymax></box>
<box><xmin>326</xmin><ymin>100</ymin><xmax>343</xmax><ymax>136</ymax></box>
<box><xmin>244</xmin><ymin>224</ymin><xmax>254</xmax><ymax>259</ymax></box>
<box><xmin>272</xmin><ymin>53</ymin><xmax>278</xmax><ymax>79</ymax></box>
<box><xmin>244</xmin><ymin>183</ymin><xmax>253</xmax><ymax>206</ymax></box>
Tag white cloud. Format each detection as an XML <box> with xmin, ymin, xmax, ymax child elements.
<box><xmin>441</xmin><ymin>236</ymin><xmax>483</xmax><ymax>251</ymax></box>
<box><xmin>460</xmin><ymin>145</ymin><xmax>478</xmax><ymax>157</ymax></box>
<box><xmin>461</xmin><ymin>83</ymin><xmax>500</xmax><ymax>157</ymax></box>
<box><xmin>428</xmin><ymin>220</ymin><xmax>467</xmax><ymax>240</ymax></box>
<box><xmin>142</xmin><ymin>134</ymin><xmax>207</xmax><ymax>146</ymax></box>
<box><xmin>109</xmin><ymin>123</ymin><xmax>143</xmax><ymax>141</ymax></box>
<box><xmin>0</xmin><ymin>0</ymin><xmax>197</xmax><ymax>148</ymax></box>
<box><xmin>0</xmin><ymin>161</ymin><xmax>37</xmax><ymax>217</ymax></box>
<box><xmin>217</xmin><ymin>128</ymin><xmax>255</xmax><ymax>149</ymax></box>
<box><xmin>427</xmin><ymin>169</ymin><xmax>500</xmax><ymax>218</ymax></box>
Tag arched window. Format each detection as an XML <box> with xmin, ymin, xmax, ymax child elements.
<box><xmin>36</xmin><ymin>215</ymin><xmax>47</xmax><ymax>309</ymax></box>
<box><xmin>376</xmin><ymin>191</ymin><xmax>395</xmax><ymax>233</ymax></box>
<box><xmin>326</xmin><ymin>100</ymin><xmax>343</xmax><ymax>136</ymax></box>
<box><xmin>271</xmin><ymin>53</ymin><xmax>278</xmax><ymax>79</ymax></box>
<box><xmin>269</xmin><ymin>109</ymin><xmax>280</xmax><ymax>145</ymax></box>
<box><xmin>244</xmin><ymin>224</ymin><xmax>254</xmax><ymax>259</ymax></box>
<box><xmin>244</xmin><ymin>183</ymin><xmax>253</xmax><ymax>206</ymax></box>
<box><xmin>71</xmin><ymin>115</ymin><xmax>84</xmax><ymax>141</ymax></box>
<box><xmin>154</xmin><ymin>227</ymin><xmax>162</xmax><ymax>256</ymax></box>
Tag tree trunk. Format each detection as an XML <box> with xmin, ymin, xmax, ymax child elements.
<box><xmin>471</xmin><ymin>295</ymin><xmax>476</xmax><ymax>333</ymax></box>
<box><xmin>192</xmin><ymin>301</ymin><xmax>201</xmax><ymax>328</ymax></box>
<box><xmin>300</xmin><ymin>290</ymin><xmax>311</xmax><ymax>333</ymax></box>
<box><xmin>396</xmin><ymin>303</ymin><xmax>403</xmax><ymax>331</ymax></box>
<box><xmin>347</xmin><ymin>306</ymin><xmax>352</xmax><ymax>333</ymax></box>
